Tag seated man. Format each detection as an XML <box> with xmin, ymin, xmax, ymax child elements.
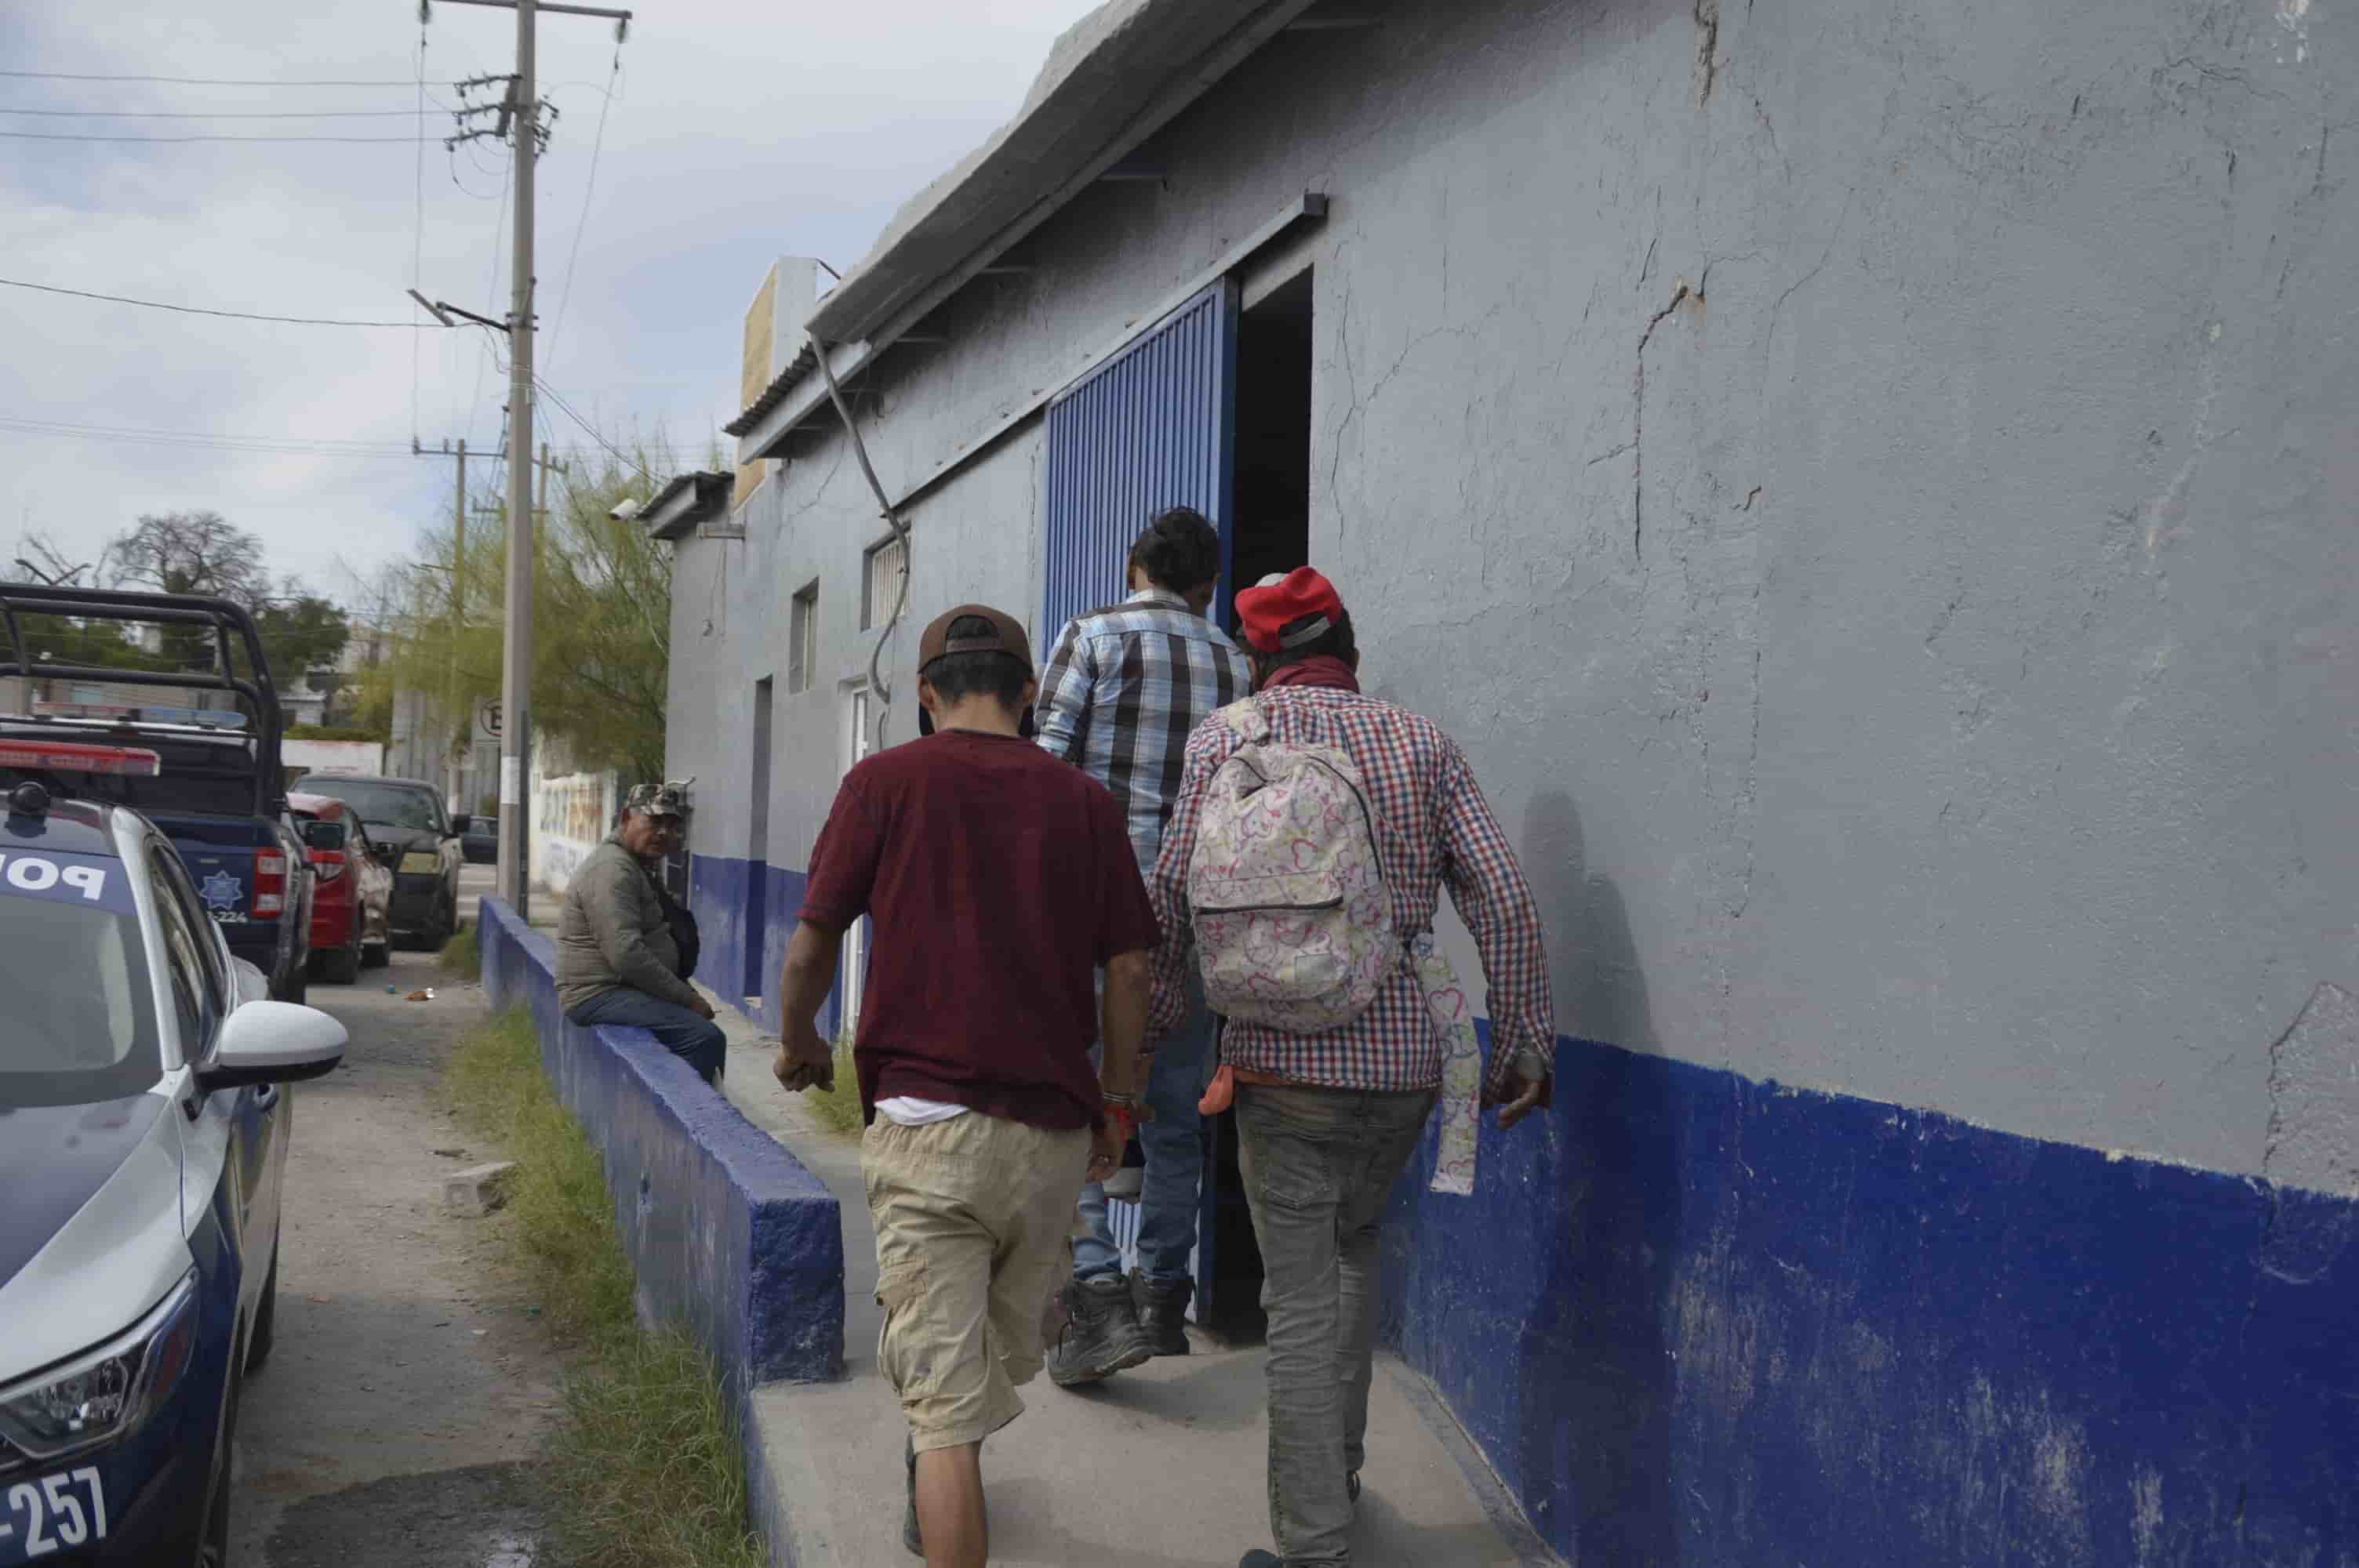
<box><xmin>554</xmin><ymin>782</ymin><xmax>723</xmax><ymax>1080</ymax></box>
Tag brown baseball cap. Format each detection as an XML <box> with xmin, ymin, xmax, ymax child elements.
<box><xmin>916</xmin><ymin>604</ymin><xmax>1037</xmax><ymax>739</ymax></box>
<box><xmin>918</xmin><ymin>604</ymin><xmax>1032</xmax><ymax>676</ymax></box>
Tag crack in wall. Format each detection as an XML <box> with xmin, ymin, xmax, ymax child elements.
<box><xmin>1632</xmin><ymin>281</ymin><xmax>1694</xmax><ymax>563</ymax></box>
<box><xmin>1696</xmin><ymin>0</ymin><xmax>1721</xmax><ymax>106</ymax></box>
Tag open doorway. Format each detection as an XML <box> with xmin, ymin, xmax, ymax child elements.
<box><xmin>1190</xmin><ymin>270</ymin><xmax>1314</xmax><ymax>1335</ymax></box>
<box><xmin>1229</xmin><ymin>267</ymin><xmax>1314</xmax><ymax>612</ymax></box>
<box><xmin>746</xmin><ymin>677</ymin><xmax>773</xmax><ymax>1007</ymax></box>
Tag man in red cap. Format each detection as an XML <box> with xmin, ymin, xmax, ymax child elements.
<box><xmin>771</xmin><ymin>604</ymin><xmax>1159</xmax><ymax>1568</ymax></box>
<box><xmin>1148</xmin><ymin>567</ymin><xmax>1557</xmax><ymax>1568</ymax></box>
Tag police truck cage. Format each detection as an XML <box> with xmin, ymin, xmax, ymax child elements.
<box><xmin>0</xmin><ymin>585</ymin><xmax>285</xmax><ymax>816</ymax></box>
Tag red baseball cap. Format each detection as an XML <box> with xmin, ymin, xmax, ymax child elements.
<box><xmin>1234</xmin><ymin>567</ymin><xmax>1344</xmax><ymax>654</ymax></box>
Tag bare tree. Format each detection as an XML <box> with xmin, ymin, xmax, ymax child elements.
<box><xmin>101</xmin><ymin>511</ymin><xmax>268</xmax><ymax>604</ymax></box>
<box><xmin>9</xmin><ymin>532</ymin><xmax>96</xmax><ymax>587</ymax></box>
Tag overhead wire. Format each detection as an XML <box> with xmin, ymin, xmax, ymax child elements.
<box><xmin>0</xmin><ymin>129</ymin><xmax>438</xmax><ymax>143</ymax></box>
<box><xmin>0</xmin><ymin>107</ymin><xmax>434</xmax><ymax>118</ymax></box>
<box><xmin>0</xmin><ymin>277</ymin><xmax>441</xmax><ymax>328</ymax></box>
<box><xmin>540</xmin><ymin>34</ymin><xmax>625</xmax><ymax>380</ymax></box>
<box><xmin>0</xmin><ymin>412</ymin><xmax>687</xmax><ymax>470</ymax></box>
<box><xmin>0</xmin><ymin>70</ymin><xmax>427</xmax><ymax>85</ymax></box>
<box><xmin>532</xmin><ymin>375</ymin><xmax>662</xmax><ymax>488</ymax></box>
<box><xmin>411</xmin><ymin>17</ymin><xmax>431</xmax><ymax>447</ymax></box>
<box><xmin>463</xmin><ymin>153</ymin><xmax>514</xmax><ymax>447</ymax></box>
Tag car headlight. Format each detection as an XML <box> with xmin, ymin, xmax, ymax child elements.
<box><xmin>0</xmin><ymin>1269</ymin><xmax>198</xmax><ymax>1462</ymax></box>
<box><xmin>400</xmin><ymin>851</ymin><xmax>441</xmax><ymax>874</ymax></box>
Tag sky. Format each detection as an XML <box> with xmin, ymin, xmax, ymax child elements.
<box><xmin>1</xmin><ymin>0</ymin><xmax>1103</xmax><ymax>608</ymax></box>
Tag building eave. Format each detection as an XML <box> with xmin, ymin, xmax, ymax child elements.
<box><xmin>725</xmin><ymin>0</ymin><xmax>1325</xmax><ymax>459</ymax></box>
<box><xmin>642</xmin><ymin>471</ymin><xmax>734</xmax><ymax>541</ymax></box>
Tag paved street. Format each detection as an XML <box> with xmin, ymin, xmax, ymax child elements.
<box><xmin>230</xmin><ymin>868</ymin><xmax>566</xmax><ymax>1568</ymax></box>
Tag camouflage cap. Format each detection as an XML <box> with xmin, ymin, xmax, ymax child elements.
<box><xmin>624</xmin><ymin>780</ymin><xmax>690</xmax><ymax>819</ymax></box>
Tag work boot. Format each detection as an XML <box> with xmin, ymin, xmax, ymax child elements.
<box><xmin>903</xmin><ymin>1437</ymin><xmax>922</xmax><ymax>1557</ymax></box>
<box><xmin>1132</xmin><ymin>1270</ymin><xmax>1193</xmax><ymax>1357</ymax></box>
<box><xmin>1046</xmin><ymin>1275</ymin><xmax>1151</xmax><ymax>1385</ymax></box>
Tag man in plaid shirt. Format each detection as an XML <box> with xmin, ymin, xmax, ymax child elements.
<box><xmin>1147</xmin><ymin>567</ymin><xmax>1554</xmax><ymax>1568</ymax></box>
<box><xmin>1034</xmin><ymin>506</ymin><xmax>1254</xmax><ymax>1382</ymax></box>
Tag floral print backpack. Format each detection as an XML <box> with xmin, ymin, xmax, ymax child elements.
<box><xmin>1186</xmin><ymin>699</ymin><xmax>1397</xmax><ymax>1031</ymax></box>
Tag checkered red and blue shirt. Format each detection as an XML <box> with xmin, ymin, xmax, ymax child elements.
<box><xmin>1147</xmin><ymin>685</ymin><xmax>1556</xmax><ymax>1096</ymax></box>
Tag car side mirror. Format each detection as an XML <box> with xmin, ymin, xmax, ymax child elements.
<box><xmin>198</xmin><ymin>1000</ymin><xmax>347</xmax><ymax>1091</ymax></box>
<box><xmin>449</xmin><ymin>814</ymin><xmax>472</xmax><ymax>836</ymax></box>
<box><xmin>300</xmin><ymin>820</ymin><xmax>344</xmax><ymax>851</ymax></box>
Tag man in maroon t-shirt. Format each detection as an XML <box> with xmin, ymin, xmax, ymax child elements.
<box><xmin>772</xmin><ymin>604</ymin><xmax>1159</xmax><ymax>1568</ymax></box>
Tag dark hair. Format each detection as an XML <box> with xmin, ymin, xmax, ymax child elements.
<box><xmin>1256</xmin><ymin>608</ymin><xmax>1357</xmax><ymax>678</ymax></box>
<box><xmin>921</xmin><ymin>615</ymin><xmax>1030</xmax><ymax>710</ymax></box>
<box><xmin>1128</xmin><ymin>506</ymin><xmax>1221</xmax><ymax>594</ymax></box>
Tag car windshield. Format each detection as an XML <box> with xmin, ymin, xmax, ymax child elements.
<box><xmin>0</xmin><ymin>855</ymin><xmax>158</xmax><ymax>1109</ymax></box>
<box><xmin>301</xmin><ymin>780</ymin><xmax>442</xmax><ymax>833</ymax></box>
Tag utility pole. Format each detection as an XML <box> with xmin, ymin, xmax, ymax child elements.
<box><xmin>422</xmin><ymin>0</ymin><xmax>630</xmax><ymax>918</ymax></box>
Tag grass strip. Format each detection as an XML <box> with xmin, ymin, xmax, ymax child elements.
<box><xmin>447</xmin><ymin>1007</ymin><xmax>765</xmax><ymax>1568</ymax></box>
<box><xmin>441</xmin><ymin>918</ymin><xmax>482</xmax><ymax>982</ymax></box>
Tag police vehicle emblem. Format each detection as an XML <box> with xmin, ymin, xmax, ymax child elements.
<box><xmin>200</xmin><ymin>869</ymin><xmax>244</xmax><ymax>913</ymax></box>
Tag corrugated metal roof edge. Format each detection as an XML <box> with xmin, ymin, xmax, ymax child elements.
<box><xmin>643</xmin><ymin>470</ymin><xmax>734</xmax><ymax>540</ymax></box>
<box><xmin>723</xmin><ymin>0</ymin><xmax>1312</xmax><ymax>441</ymax></box>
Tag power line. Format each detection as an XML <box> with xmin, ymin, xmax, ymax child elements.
<box><xmin>463</xmin><ymin>154</ymin><xmax>514</xmax><ymax>445</ymax></box>
<box><xmin>412</xmin><ymin>21</ymin><xmax>432</xmax><ymax>448</ymax></box>
<box><xmin>532</xmin><ymin>376</ymin><xmax>663</xmax><ymax>485</ymax></box>
<box><xmin>0</xmin><ymin>70</ymin><xmax>423</xmax><ymax>86</ymax></box>
<box><xmin>0</xmin><ymin>276</ymin><xmax>438</xmax><ymax>328</ymax></box>
<box><xmin>0</xmin><ymin>416</ymin><xmax>420</xmax><ymax>459</ymax></box>
<box><xmin>0</xmin><ymin>129</ymin><xmax>435</xmax><ymax>143</ymax></box>
<box><xmin>541</xmin><ymin>47</ymin><xmax>624</xmax><ymax>379</ymax></box>
<box><xmin>0</xmin><ymin>107</ymin><xmax>434</xmax><ymax>118</ymax></box>
<box><xmin>0</xmin><ymin>413</ymin><xmax>694</xmax><ymax>459</ymax></box>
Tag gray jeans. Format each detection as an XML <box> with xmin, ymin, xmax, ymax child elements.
<box><xmin>1235</xmin><ymin>1083</ymin><xmax>1436</xmax><ymax>1565</ymax></box>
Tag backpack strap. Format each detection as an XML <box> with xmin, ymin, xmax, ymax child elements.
<box><xmin>1216</xmin><ymin>696</ymin><xmax>1272</xmax><ymax>745</ymax></box>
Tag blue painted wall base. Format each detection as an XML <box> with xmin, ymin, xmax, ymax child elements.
<box><xmin>479</xmin><ymin>897</ymin><xmax>844</xmax><ymax>1386</ymax></box>
<box><xmin>689</xmin><ymin>854</ymin><xmax>819</xmax><ymax>1037</ymax></box>
<box><xmin>1382</xmin><ymin>1030</ymin><xmax>2359</xmax><ymax>1565</ymax></box>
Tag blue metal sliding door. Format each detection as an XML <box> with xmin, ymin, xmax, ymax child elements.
<box><xmin>1039</xmin><ymin>278</ymin><xmax>1250</xmax><ymax>1329</ymax></box>
<box><xmin>1041</xmin><ymin>278</ymin><xmax>1238</xmax><ymax>652</ymax></box>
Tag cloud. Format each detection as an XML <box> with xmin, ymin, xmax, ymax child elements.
<box><xmin>1</xmin><ymin>0</ymin><xmax>1102</xmax><ymax>599</ymax></box>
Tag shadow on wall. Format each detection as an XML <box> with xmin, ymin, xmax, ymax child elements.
<box><xmin>1513</xmin><ymin>789</ymin><xmax>1681</xmax><ymax>1565</ymax></box>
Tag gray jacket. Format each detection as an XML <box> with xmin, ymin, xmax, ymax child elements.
<box><xmin>555</xmin><ymin>837</ymin><xmax>702</xmax><ymax>1014</ymax></box>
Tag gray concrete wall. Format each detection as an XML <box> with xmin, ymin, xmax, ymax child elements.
<box><xmin>670</xmin><ymin>0</ymin><xmax>2357</xmax><ymax>1183</ymax></box>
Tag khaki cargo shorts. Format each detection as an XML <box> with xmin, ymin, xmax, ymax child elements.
<box><xmin>862</xmin><ymin>1112</ymin><xmax>1092</xmax><ymax>1452</ymax></box>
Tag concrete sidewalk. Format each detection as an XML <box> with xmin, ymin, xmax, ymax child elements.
<box><xmin>699</xmin><ymin>993</ymin><xmax>1554</xmax><ymax>1568</ymax></box>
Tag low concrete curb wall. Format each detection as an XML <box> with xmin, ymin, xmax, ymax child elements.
<box><xmin>478</xmin><ymin>897</ymin><xmax>845</xmax><ymax>1387</ymax></box>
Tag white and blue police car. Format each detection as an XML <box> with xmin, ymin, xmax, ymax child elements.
<box><xmin>0</xmin><ymin>748</ymin><xmax>347</xmax><ymax>1566</ymax></box>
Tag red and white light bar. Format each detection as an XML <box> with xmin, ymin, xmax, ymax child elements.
<box><xmin>0</xmin><ymin>741</ymin><xmax>163</xmax><ymax>776</ymax></box>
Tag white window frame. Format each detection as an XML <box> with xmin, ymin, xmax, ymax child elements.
<box><xmin>861</xmin><ymin>534</ymin><xmax>907</xmax><ymax>632</ymax></box>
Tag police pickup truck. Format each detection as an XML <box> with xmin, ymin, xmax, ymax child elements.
<box><xmin>0</xmin><ymin>587</ymin><xmax>314</xmax><ymax>1005</ymax></box>
<box><xmin>0</xmin><ymin>761</ymin><xmax>347</xmax><ymax>1564</ymax></box>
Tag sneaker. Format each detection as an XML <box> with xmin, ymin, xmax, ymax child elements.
<box><xmin>1046</xmin><ymin>1276</ymin><xmax>1152</xmax><ymax>1385</ymax></box>
<box><xmin>1132</xmin><ymin>1271</ymin><xmax>1193</xmax><ymax>1357</ymax></box>
<box><xmin>903</xmin><ymin>1438</ymin><xmax>922</xmax><ymax>1557</ymax></box>
<box><xmin>1239</xmin><ymin>1553</ymin><xmax>1284</xmax><ymax>1567</ymax></box>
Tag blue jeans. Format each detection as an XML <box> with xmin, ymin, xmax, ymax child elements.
<box><xmin>567</xmin><ymin>987</ymin><xmax>726</xmax><ymax>1082</ymax></box>
<box><xmin>1073</xmin><ymin>974</ymin><xmax>1216</xmax><ymax>1287</ymax></box>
